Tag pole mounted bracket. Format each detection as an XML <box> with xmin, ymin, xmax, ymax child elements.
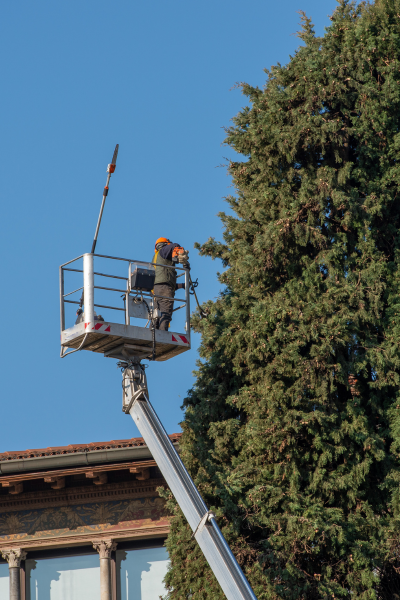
<box><xmin>192</xmin><ymin>510</ymin><xmax>216</xmax><ymax>538</ymax></box>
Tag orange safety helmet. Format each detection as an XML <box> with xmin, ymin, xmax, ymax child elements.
<box><xmin>155</xmin><ymin>237</ymin><xmax>171</xmax><ymax>248</ymax></box>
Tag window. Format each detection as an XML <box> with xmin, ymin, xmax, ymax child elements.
<box><xmin>0</xmin><ymin>562</ymin><xmax>9</xmax><ymax>597</ymax></box>
<box><xmin>26</xmin><ymin>553</ymin><xmax>100</xmax><ymax>600</ymax></box>
<box><xmin>117</xmin><ymin>546</ymin><xmax>169</xmax><ymax>600</ymax></box>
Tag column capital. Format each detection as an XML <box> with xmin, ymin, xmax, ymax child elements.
<box><xmin>1</xmin><ymin>548</ymin><xmax>27</xmax><ymax>567</ymax></box>
<box><xmin>93</xmin><ymin>539</ymin><xmax>117</xmax><ymax>559</ymax></box>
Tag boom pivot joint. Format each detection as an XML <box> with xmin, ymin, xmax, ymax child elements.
<box><xmin>120</xmin><ymin>360</ymin><xmax>149</xmax><ymax>413</ymax></box>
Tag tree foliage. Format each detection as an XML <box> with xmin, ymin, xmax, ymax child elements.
<box><xmin>162</xmin><ymin>1</ymin><xmax>400</xmax><ymax>597</ymax></box>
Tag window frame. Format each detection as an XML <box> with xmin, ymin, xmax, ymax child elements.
<box><xmin>24</xmin><ymin>538</ymin><xmax>167</xmax><ymax>600</ymax></box>
<box><xmin>25</xmin><ymin>545</ymin><xmax>101</xmax><ymax>600</ymax></box>
<box><xmin>0</xmin><ymin>558</ymin><xmax>10</xmax><ymax>600</ymax></box>
<box><xmin>116</xmin><ymin>537</ymin><xmax>169</xmax><ymax>600</ymax></box>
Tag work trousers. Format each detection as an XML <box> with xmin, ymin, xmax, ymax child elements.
<box><xmin>154</xmin><ymin>283</ymin><xmax>175</xmax><ymax>331</ymax></box>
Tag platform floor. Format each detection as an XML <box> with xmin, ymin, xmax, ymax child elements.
<box><xmin>61</xmin><ymin>321</ymin><xmax>190</xmax><ymax>361</ymax></box>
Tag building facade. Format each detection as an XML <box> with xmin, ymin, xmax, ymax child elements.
<box><xmin>0</xmin><ymin>434</ymin><xmax>179</xmax><ymax>599</ymax></box>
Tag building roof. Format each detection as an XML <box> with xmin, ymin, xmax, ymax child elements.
<box><xmin>0</xmin><ymin>434</ymin><xmax>181</xmax><ymax>462</ymax></box>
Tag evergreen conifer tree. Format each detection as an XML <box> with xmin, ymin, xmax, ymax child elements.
<box><xmin>162</xmin><ymin>1</ymin><xmax>400</xmax><ymax>597</ymax></box>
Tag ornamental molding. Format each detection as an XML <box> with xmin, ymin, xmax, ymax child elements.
<box><xmin>93</xmin><ymin>539</ymin><xmax>117</xmax><ymax>558</ymax></box>
<box><xmin>1</xmin><ymin>548</ymin><xmax>27</xmax><ymax>567</ymax></box>
<box><xmin>0</xmin><ymin>479</ymin><xmax>166</xmax><ymax>513</ymax></box>
<box><xmin>0</xmin><ymin>525</ymin><xmax>169</xmax><ymax>552</ymax></box>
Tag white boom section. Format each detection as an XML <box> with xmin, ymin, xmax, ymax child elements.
<box><xmin>129</xmin><ymin>395</ymin><xmax>257</xmax><ymax>600</ymax></box>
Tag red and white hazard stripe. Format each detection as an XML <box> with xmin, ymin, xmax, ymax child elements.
<box><xmin>171</xmin><ymin>334</ymin><xmax>189</xmax><ymax>345</ymax></box>
<box><xmin>85</xmin><ymin>322</ymin><xmax>111</xmax><ymax>332</ymax></box>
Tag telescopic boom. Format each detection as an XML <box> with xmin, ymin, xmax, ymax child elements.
<box><xmin>91</xmin><ymin>144</ymin><xmax>119</xmax><ymax>254</ymax></box>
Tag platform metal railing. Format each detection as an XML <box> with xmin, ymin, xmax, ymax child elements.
<box><xmin>59</xmin><ymin>253</ymin><xmax>191</xmax><ymax>341</ymax></box>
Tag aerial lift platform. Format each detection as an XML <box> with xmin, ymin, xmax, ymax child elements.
<box><xmin>60</xmin><ymin>253</ymin><xmax>191</xmax><ymax>362</ymax></box>
<box><xmin>60</xmin><ymin>146</ymin><xmax>257</xmax><ymax>600</ymax></box>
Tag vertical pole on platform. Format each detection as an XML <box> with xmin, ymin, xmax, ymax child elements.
<box><xmin>83</xmin><ymin>253</ymin><xmax>94</xmax><ymax>327</ymax></box>
<box><xmin>125</xmin><ymin>263</ymin><xmax>131</xmax><ymax>326</ymax></box>
<box><xmin>59</xmin><ymin>266</ymin><xmax>65</xmax><ymax>333</ymax></box>
<box><xmin>185</xmin><ymin>267</ymin><xmax>190</xmax><ymax>338</ymax></box>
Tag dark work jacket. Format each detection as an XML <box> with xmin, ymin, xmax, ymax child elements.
<box><xmin>153</xmin><ymin>243</ymin><xmax>180</xmax><ymax>289</ymax></box>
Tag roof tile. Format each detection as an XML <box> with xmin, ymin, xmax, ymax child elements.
<box><xmin>0</xmin><ymin>434</ymin><xmax>181</xmax><ymax>462</ymax></box>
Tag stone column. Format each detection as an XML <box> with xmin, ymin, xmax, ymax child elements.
<box><xmin>93</xmin><ymin>539</ymin><xmax>116</xmax><ymax>600</ymax></box>
<box><xmin>1</xmin><ymin>549</ymin><xmax>27</xmax><ymax>600</ymax></box>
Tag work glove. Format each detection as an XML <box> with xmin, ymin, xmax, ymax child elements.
<box><xmin>178</xmin><ymin>250</ymin><xmax>189</xmax><ymax>264</ymax></box>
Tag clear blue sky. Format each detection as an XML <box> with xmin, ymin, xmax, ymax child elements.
<box><xmin>0</xmin><ymin>0</ymin><xmax>338</xmax><ymax>452</ymax></box>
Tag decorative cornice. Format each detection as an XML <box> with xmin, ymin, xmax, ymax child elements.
<box><xmin>93</xmin><ymin>539</ymin><xmax>117</xmax><ymax>558</ymax></box>
<box><xmin>1</xmin><ymin>548</ymin><xmax>27</xmax><ymax>567</ymax></box>
<box><xmin>0</xmin><ymin>479</ymin><xmax>166</xmax><ymax>513</ymax></box>
<box><xmin>0</xmin><ymin>459</ymin><xmax>156</xmax><ymax>487</ymax></box>
<box><xmin>0</xmin><ymin>526</ymin><xmax>169</xmax><ymax>552</ymax></box>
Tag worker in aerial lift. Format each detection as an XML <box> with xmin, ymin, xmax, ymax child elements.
<box><xmin>153</xmin><ymin>237</ymin><xmax>189</xmax><ymax>330</ymax></box>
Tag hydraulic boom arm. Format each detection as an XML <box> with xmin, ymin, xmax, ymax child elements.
<box><xmin>121</xmin><ymin>362</ymin><xmax>257</xmax><ymax>600</ymax></box>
